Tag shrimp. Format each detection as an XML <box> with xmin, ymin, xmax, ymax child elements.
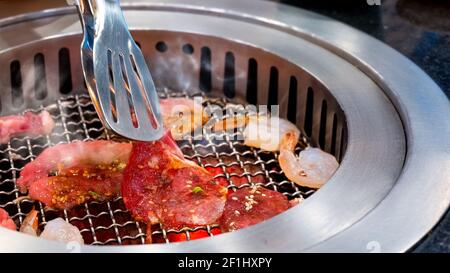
<box><xmin>160</xmin><ymin>97</ymin><xmax>209</xmax><ymax>139</ymax></box>
<box><xmin>18</xmin><ymin>210</ymin><xmax>84</xmax><ymax>244</ymax></box>
<box><xmin>213</xmin><ymin>113</ymin><xmax>338</xmax><ymax>188</ymax></box>
<box><xmin>213</xmin><ymin>115</ymin><xmax>300</xmax><ymax>152</ymax></box>
<box><xmin>19</xmin><ymin>209</ymin><xmax>39</xmax><ymax>236</ymax></box>
<box><xmin>40</xmin><ymin>218</ymin><xmax>84</xmax><ymax>244</ymax></box>
<box><xmin>279</xmin><ymin>147</ymin><xmax>339</xmax><ymax>189</ymax></box>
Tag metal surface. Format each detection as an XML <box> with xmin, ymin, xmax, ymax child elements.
<box><xmin>75</xmin><ymin>0</ymin><xmax>164</xmax><ymax>141</ymax></box>
<box><xmin>0</xmin><ymin>0</ymin><xmax>448</xmax><ymax>253</ymax></box>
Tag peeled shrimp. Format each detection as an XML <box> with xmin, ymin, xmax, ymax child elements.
<box><xmin>40</xmin><ymin>218</ymin><xmax>84</xmax><ymax>244</ymax></box>
<box><xmin>160</xmin><ymin>97</ymin><xmax>208</xmax><ymax>139</ymax></box>
<box><xmin>19</xmin><ymin>209</ymin><xmax>39</xmax><ymax>236</ymax></box>
<box><xmin>213</xmin><ymin>113</ymin><xmax>338</xmax><ymax>188</ymax></box>
<box><xmin>214</xmin><ymin>115</ymin><xmax>300</xmax><ymax>152</ymax></box>
<box><xmin>244</xmin><ymin>116</ymin><xmax>300</xmax><ymax>152</ymax></box>
<box><xmin>279</xmin><ymin>147</ymin><xmax>339</xmax><ymax>189</ymax></box>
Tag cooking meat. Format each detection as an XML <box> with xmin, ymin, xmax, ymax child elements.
<box><xmin>213</xmin><ymin>115</ymin><xmax>300</xmax><ymax>152</ymax></box>
<box><xmin>0</xmin><ymin>208</ymin><xmax>16</xmax><ymax>230</ymax></box>
<box><xmin>220</xmin><ymin>186</ymin><xmax>290</xmax><ymax>232</ymax></box>
<box><xmin>20</xmin><ymin>209</ymin><xmax>39</xmax><ymax>236</ymax></box>
<box><xmin>40</xmin><ymin>218</ymin><xmax>84</xmax><ymax>244</ymax></box>
<box><xmin>122</xmin><ymin>132</ymin><xmax>227</xmax><ymax>229</ymax></box>
<box><xmin>279</xmin><ymin>147</ymin><xmax>339</xmax><ymax>189</ymax></box>
<box><xmin>17</xmin><ymin>140</ymin><xmax>132</xmax><ymax>209</ymax></box>
<box><xmin>214</xmin><ymin>114</ymin><xmax>339</xmax><ymax>188</ymax></box>
<box><xmin>0</xmin><ymin>110</ymin><xmax>55</xmax><ymax>144</ymax></box>
<box><xmin>160</xmin><ymin>97</ymin><xmax>208</xmax><ymax>140</ymax></box>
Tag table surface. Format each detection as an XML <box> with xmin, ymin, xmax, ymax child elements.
<box><xmin>0</xmin><ymin>0</ymin><xmax>449</xmax><ymax>252</ymax></box>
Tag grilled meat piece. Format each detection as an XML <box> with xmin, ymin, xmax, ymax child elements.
<box><xmin>17</xmin><ymin>140</ymin><xmax>132</xmax><ymax>209</ymax></box>
<box><xmin>0</xmin><ymin>111</ymin><xmax>55</xmax><ymax>144</ymax></box>
<box><xmin>0</xmin><ymin>208</ymin><xmax>16</xmax><ymax>230</ymax></box>
<box><xmin>221</xmin><ymin>186</ymin><xmax>290</xmax><ymax>232</ymax></box>
<box><xmin>122</xmin><ymin>132</ymin><xmax>227</xmax><ymax>229</ymax></box>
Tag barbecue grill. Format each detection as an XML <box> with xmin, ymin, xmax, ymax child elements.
<box><xmin>0</xmin><ymin>0</ymin><xmax>449</xmax><ymax>252</ymax></box>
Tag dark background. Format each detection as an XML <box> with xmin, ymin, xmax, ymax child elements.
<box><xmin>275</xmin><ymin>0</ymin><xmax>450</xmax><ymax>252</ymax></box>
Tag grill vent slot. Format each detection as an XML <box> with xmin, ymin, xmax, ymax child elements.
<box><xmin>223</xmin><ymin>52</ymin><xmax>235</xmax><ymax>98</ymax></box>
<box><xmin>339</xmin><ymin>126</ymin><xmax>346</xmax><ymax>161</ymax></box>
<box><xmin>10</xmin><ymin>60</ymin><xmax>23</xmax><ymax>107</ymax></box>
<box><xmin>267</xmin><ymin>66</ymin><xmax>278</xmax><ymax>112</ymax></box>
<box><xmin>58</xmin><ymin>48</ymin><xmax>73</xmax><ymax>94</ymax></box>
<box><xmin>246</xmin><ymin>58</ymin><xmax>258</xmax><ymax>104</ymax></box>
<box><xmin>199</xmin><ymin>46</ymin><xmax>212</xmax><ymax>92</ymax></box>
<box><xmin>330</xmin><ymin>113</ymin><xmax>338</xmax><ymax>155</ymax></box>
<box><xmin>319</xmin><ymin>100</ymin><xmax>328</xmax><ymax>149</ymax></box>
<box><xmin>287</xmin><ymin>76</ymin><xmax>297</xmax><ymax>124</ymax></box>
<box><xmin>34</xmin><ymin>53</ymin><xmax>47</xmax><ymax>100</ymax></box>
<box><xmin>304</xmin><ymin>87</ymin><xmax>314</xmax><ymax>137</ymax></box>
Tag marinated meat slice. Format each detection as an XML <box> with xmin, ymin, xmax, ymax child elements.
<box><xmin>0</xmin><ymin>110</ymin><xmax>55</xmax><ymax>144</ymax></box>
<box><xmin>221</xmin><ymin>186</ymin><xmax>290</xmax><ymax>232</ymax></box>
<box><xmin>27</xmin><ymin>166</ymin><xmax>123</xmax><ymax>209</ymax></box>
<box><xmin>122</xmin><ymin>132</ymin><xmax>227</xmax><ymax>229</ymax></box>
<box><xmin>0</xmin><ymin>208</ymin><xmax>16</xmax><ymax>230</ymax></box>
<box><xmin>17</xmin><ymin>140</ymin><xmax>131</xmax><ymax>209</ymax></box>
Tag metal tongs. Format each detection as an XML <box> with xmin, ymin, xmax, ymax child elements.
<box><xmin>68</xmin><ymin>0</ymin><xmax>164</xmax><ymax>141</ymax></box>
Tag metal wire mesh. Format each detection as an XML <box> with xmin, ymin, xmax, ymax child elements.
<box><xmin>0</xmin><ymin>91</ymin><xmax>314</xmax><ymax>245</ymax></box>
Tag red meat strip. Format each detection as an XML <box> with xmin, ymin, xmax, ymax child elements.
<box><xmin>0</xmin><ymin>208</ymin><xmax>16</xmax><ymax>230</ymax></box>
<box><xmin>122</xmin><ymin>132</ymin><xmax>227</xmax><ymax>229</ymax></box>
<box><xmin>0</xmin><ymin>111</ymin><xmax>55</xmax><ymax>144</ymax></box>
<box><xmin>17</xmin><ymin>140</ymin><xmax>132</xmax><ymax>209</ymax></box>
<box><xmin>221</xmin><ymin>186</ymin><xmax>290</xmax><ymax>231</ymax></box>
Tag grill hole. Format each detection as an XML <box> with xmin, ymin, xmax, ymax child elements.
<box><xmin>304</xmin><ymin>87</ymin><xmax>314</xmax><ymax>137</ymax></box>
<box><xmin>34</xmin><ymin>53</ymin><xmax>47</xmax><ymax>100</ymax></box>
<box><xmin>223</xmin><ymin>52</ymin><xmax>235</xmax><ymax>98</ymax></box>
<box><xmin>287</xmin><ymin>76</ymin><xmax>298</xmax><ymax>123</ymax></box>
<box><xmin>199</xmin><ymin>46</ymin><xmax>212</xmax><ymax>92</ymax></box>
<box><xmin>155</xmin><ymin>41</ymin><xmax>168</xmax><ymax>53</ymax></box>
<box><xmin>58</xmin><ymin>48</ymin><xmax>73</xmax><ymax>94</ymax></box>
<box><xmin>319</xmin><ymin>100</ymin><xmax>328</xmax><ymax>149</ymax></box>
<box><xmin>182</xmin><ymin>44</ymin><xmax>194</xmax><ymax>55</ymax></box>
<box><xmin>330</xmin><ymin>113</ymin><xmax>338</xmax><ymax>156</ymax></box>
<box><xmin>10</xmin><ymin>60</ymin><xmax>23</xmax><ymax>107</ymax></box>
<box><xmin>267</xmin><ymin>66</ymin><xmax>278</xmax><ymax>112</ymax></box>
<box><xmin>246</xmin><ymin>58</ymin><xmax>257</xmax><ymax>105</ymax></box>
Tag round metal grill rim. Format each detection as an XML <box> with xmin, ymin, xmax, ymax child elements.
<box><xmin>0</xmin><ymin>0</ymin><xmax>448</xmax><ymax>253</ymax></box>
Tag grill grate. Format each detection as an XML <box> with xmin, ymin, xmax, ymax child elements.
<box><xmin>0</xmin><ymin>91</ymin><xmax>313</xmax><ymax>245</ymax></box>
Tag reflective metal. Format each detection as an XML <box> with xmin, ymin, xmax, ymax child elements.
<box><xmin>0</xmin><ymin>0</ymin><xmax>448</xmax><ymax>253</ymax></box>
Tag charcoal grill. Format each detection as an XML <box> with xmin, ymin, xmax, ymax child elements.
<box><xmin>0</xmin><ymin>0</ymin><xmax>449</xmax><ymax>252</ymax></box>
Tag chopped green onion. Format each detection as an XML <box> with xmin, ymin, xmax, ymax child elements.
<box><xmin>192</xmin><ymin>186</ymin><xmax>204</xmax><ymax>194</ymax></box>
<box><xmin>89</xmin><ymin>191</ymin><xmax>100</xmax><ymax>199</ymax></box>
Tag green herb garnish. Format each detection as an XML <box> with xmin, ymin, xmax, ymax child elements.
<box><xmin>89</xmin><ymin>191</ymin><xmax>100</xmax><ymax>199</ymax></box>
<box><xmin>192</xmin><ymin>186</ymin><xmax>204</xmax><ymax>194</ymax></box>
